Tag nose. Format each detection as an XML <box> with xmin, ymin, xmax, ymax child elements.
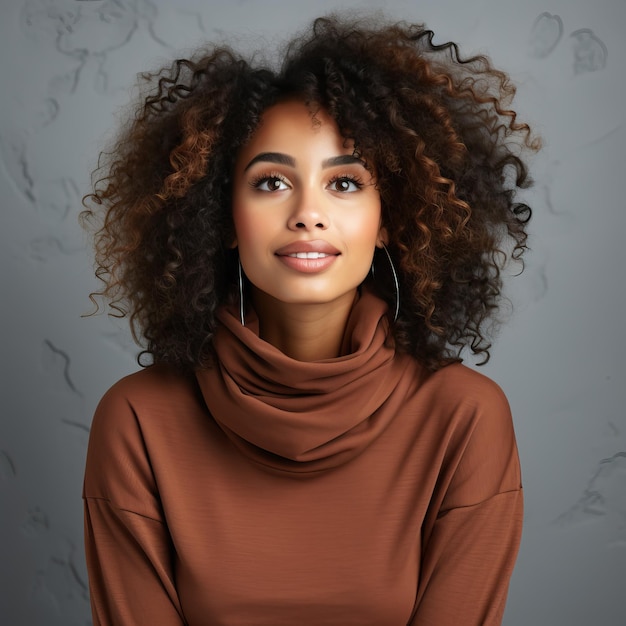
<box><xmin>287</xmin><ymin>189</ymin><xmax>329</xmax><ymax>231</ymax></box>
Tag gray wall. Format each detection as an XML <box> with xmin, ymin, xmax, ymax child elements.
<box><xmin>1</xmin><ymin>0</ymin><xmax>624</xmax><ymax>624</ymax></box>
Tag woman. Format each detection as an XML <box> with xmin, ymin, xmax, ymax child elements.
<box><xmin>81</xmin><ymin>15</ymin><xmax>539</xmax><ymax>625</ymax></box>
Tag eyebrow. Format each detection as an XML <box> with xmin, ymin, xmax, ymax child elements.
<box><xmin>322</xmin><ymin>155</ymin><xmax>367</xmax><ymax>169</ymax></box>
<box><xmin>243</xmin><ymin>152</ymin><xmax>367</xmax><ymax>171</ymax></box>
<box><xmin>243</xmin><ymin>152</ymin><xmax>295</xmax><ymax>171</ymax></box>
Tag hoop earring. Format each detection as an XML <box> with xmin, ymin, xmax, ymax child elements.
<box><xmin>378</xmin><ymin>244</ymin><xmax>400</xmax><ymax>322</ymax></box>
<box><xmin>238</xmin><ymin>257</ymin><xmax>245</xmax><ymax>326</ymax></box>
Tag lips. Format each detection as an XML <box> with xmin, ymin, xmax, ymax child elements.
<box><xmin>285</xmin><ymin>251</ymin><xmax>333</xmax><ymax>259</ymax></box>
<box><xmin>275</xmin><ymin>240</ymin><xmax>340</xmax><ymax>256</ymax></box>
<box><xmin>274</xmin><ymin>240</ymin><xmax>340</xmax><ymax>273</ymax></box>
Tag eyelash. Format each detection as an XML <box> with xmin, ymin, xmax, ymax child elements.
<box><xmin>249</xmin><ymin>172</ymin><xmax>365</xmax><ymax>191</ymax></box>
<box><xmin>328</xmin><ymin>174</ymin><xmax>364</xmax><ymax>192</ymax></box>
<box><xmin>249</xmin><ymin>171</ymin><xmax>288</xmax><ymax>190</ymax></box>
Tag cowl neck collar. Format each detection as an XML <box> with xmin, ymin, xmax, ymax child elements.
<box><xmin>195</xmin><ymin>291</ymin><xmax>414</xmax><ymax>472</ymax></box>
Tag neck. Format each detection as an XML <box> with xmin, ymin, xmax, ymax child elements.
<box><xmin>250</xmin><ymin>289</ymin><xmax>358</xmax><ymax>361</ymax></box>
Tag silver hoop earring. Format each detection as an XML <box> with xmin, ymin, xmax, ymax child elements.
<box><xmin>380</xmin><ymin>244</ymin><xmax>400</xmax><ymax>322</ymax></box>
<box><xmin>237</xmin><ymin>257</ymin><xmax>245</xmax><ymax>326</ymax></box>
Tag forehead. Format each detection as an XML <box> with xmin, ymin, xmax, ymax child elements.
<box><xmin>237</xmin><ymin>100</ymin><xmax>354</xmax><ymax>158</ymax></box>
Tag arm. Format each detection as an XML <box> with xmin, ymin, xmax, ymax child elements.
<box><xmin>83</xmin><ymin>379</ymin><xmax>186</xmax><ymax>626</ymax></box>
<box><xmin>410</xmin><ymin>490</ymin><xmax>523</xmax><ymax>625</ymax></box>
<box><xmin>84</xmin><ymin>499</ymin><xmax>186</xmax><ymax>625</ymax></box>
<box><xmin>410</xmin><ymin>373</ymin><xmax>523</xmax><ymax>625</ymax></box>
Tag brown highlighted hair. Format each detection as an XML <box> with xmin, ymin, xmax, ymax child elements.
<box><xmin>81</xmin><ymin>15</ymin><xmax>540</xmax><ymax>371</ymax></box>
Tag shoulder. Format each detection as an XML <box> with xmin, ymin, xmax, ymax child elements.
<box><xmin>411</xmin><ymin>362</ymin><xmax>518</xmax><ymax>470</ymax></box>
<box><xmin>93</xmin><ymin>364</ymin><xmax>199</xmax><ymax>426</ymax></box>
<box><xmin>424</xmin><ymin>364</ymin><xmax>522</xmax><ymax>506</ymax></box>
<box><xmin>85</xmin><ymin>367</ymin><xmax>196</xmax><ymax>481</ymax></box>
<box><xmin>434</xmin><ymin>363</ymin><xmax>514</xmax><ymax>444</ymax></box>
<box><xmin>84</xmin><ymin>365</ymin><xmax>200</xmax><ymax>513</ymax></box>
<box><xmin>429</xmin><ymin>362</ymin><xmax>509</xmax><ymax>406</ymax></box>
<box><xmin>407</xmin><ymin>361</ymin><xmax>511</xmax><ymax>430</ymax></box>
<box><xmin>99</xmin><ymin>363</ymin><xmax>195</xmax><ymax>402</ymax></box>
<box><xmin>88</xmin><ymin>364</ymin><xmax>203</xmax><ymax>461</ymax></box>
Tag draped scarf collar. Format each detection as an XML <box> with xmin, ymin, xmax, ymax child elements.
<box><xmin>195</xmin><ymin>291</ymin><xmax>414</xmax><ymax>472</ymax></box>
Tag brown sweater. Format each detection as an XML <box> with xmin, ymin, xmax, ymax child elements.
<box><xmin>83</xmin><ymin>292</ymin><xmax>523</xmax><ymax>625</ymax></box>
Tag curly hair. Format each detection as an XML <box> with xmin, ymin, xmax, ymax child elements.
<box><xmin>81</xmin><ymin>14</ymin><xmax>540</xmax><ymax>371</ymax></box>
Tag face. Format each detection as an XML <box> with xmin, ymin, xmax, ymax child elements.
<box><xmin>232</xmin><ymin>100</ymin><xmax>385</xmax><ymax>313</ymax></box>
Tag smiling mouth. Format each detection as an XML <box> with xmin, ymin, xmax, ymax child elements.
<box><xmin>285</xmin><ymin>252</ymin><xmax>335</xmax><ymax>259</ymax></box>
<box><xmin>276</xmin><ymin>251</ymin><xmax>339</xmax><ymax>273</ymax></box>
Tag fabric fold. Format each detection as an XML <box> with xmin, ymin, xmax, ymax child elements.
<box><xmin>195</xmin><ymin>290</ymin><xmax>414</xmax><ymax>470</ymax></box>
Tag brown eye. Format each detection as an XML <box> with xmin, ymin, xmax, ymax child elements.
<box><xmin>267</xmin><ymin>178</ymin><xmax>284</xmax><ymax>191</ymax></box>
<box><xmin>252</xmin><ymin>175</ymin><xmax>289</xmax><ymax>192</ymax></box>
<box><xmin>329</xmin><ymin>176</ymin><xmax>361</xmax><ymax>192</ymax></box>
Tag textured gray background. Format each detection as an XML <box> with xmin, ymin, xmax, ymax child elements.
<box><xmin>1</xmin><ymin>0</ymin><xmax>624</xmax><ymax>624</ymax></box>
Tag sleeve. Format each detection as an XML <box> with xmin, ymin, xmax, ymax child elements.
<box><xmin>409</xmin><ymin>375</ymin><xmax>524</xmax><ymax>625</ymax></box>
<box><xmin>83</xmin><ymin>379</ymin><xmax>186</xmax><ymax>626</ymax></box>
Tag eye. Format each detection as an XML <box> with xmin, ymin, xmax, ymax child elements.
<box><xmin>328</xmin><ymin>175</ymin><xmax>363</xmax><ymax>193</ymax></box>
<box><xmin>250</xmin><ymin>174</ymin><xmax>290</xmax><ymax>192</ymax></box>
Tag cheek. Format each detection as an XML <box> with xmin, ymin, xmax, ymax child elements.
<box><xmin>232</xmin><ymin>204</ymin><xmax>274</xmax><ymax>266</ymax></box>
<box><xmin>231</xmin><ymin>181</ymin><xmax>256</xmax><ymax>241</ymax></box>
<box><xmin>232</xmin><ymin>201</ymin><xmax>256</xmax><ymax>248</ymax></box>
<box><xmin>348</xmin><ymin>201</ymin><xmax>383</xmax><ymax>249</ymax></box>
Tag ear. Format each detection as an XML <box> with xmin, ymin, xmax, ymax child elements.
<box><xmin>229</xmin><ymin>237</ymin><xmax>238</xmax><ymax>249</ymax></box>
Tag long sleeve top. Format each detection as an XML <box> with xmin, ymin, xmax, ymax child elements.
<box><xmin>83</xmin><ymin>292</ymin><xmax>523</xmax><ymax>625</ymax></box>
